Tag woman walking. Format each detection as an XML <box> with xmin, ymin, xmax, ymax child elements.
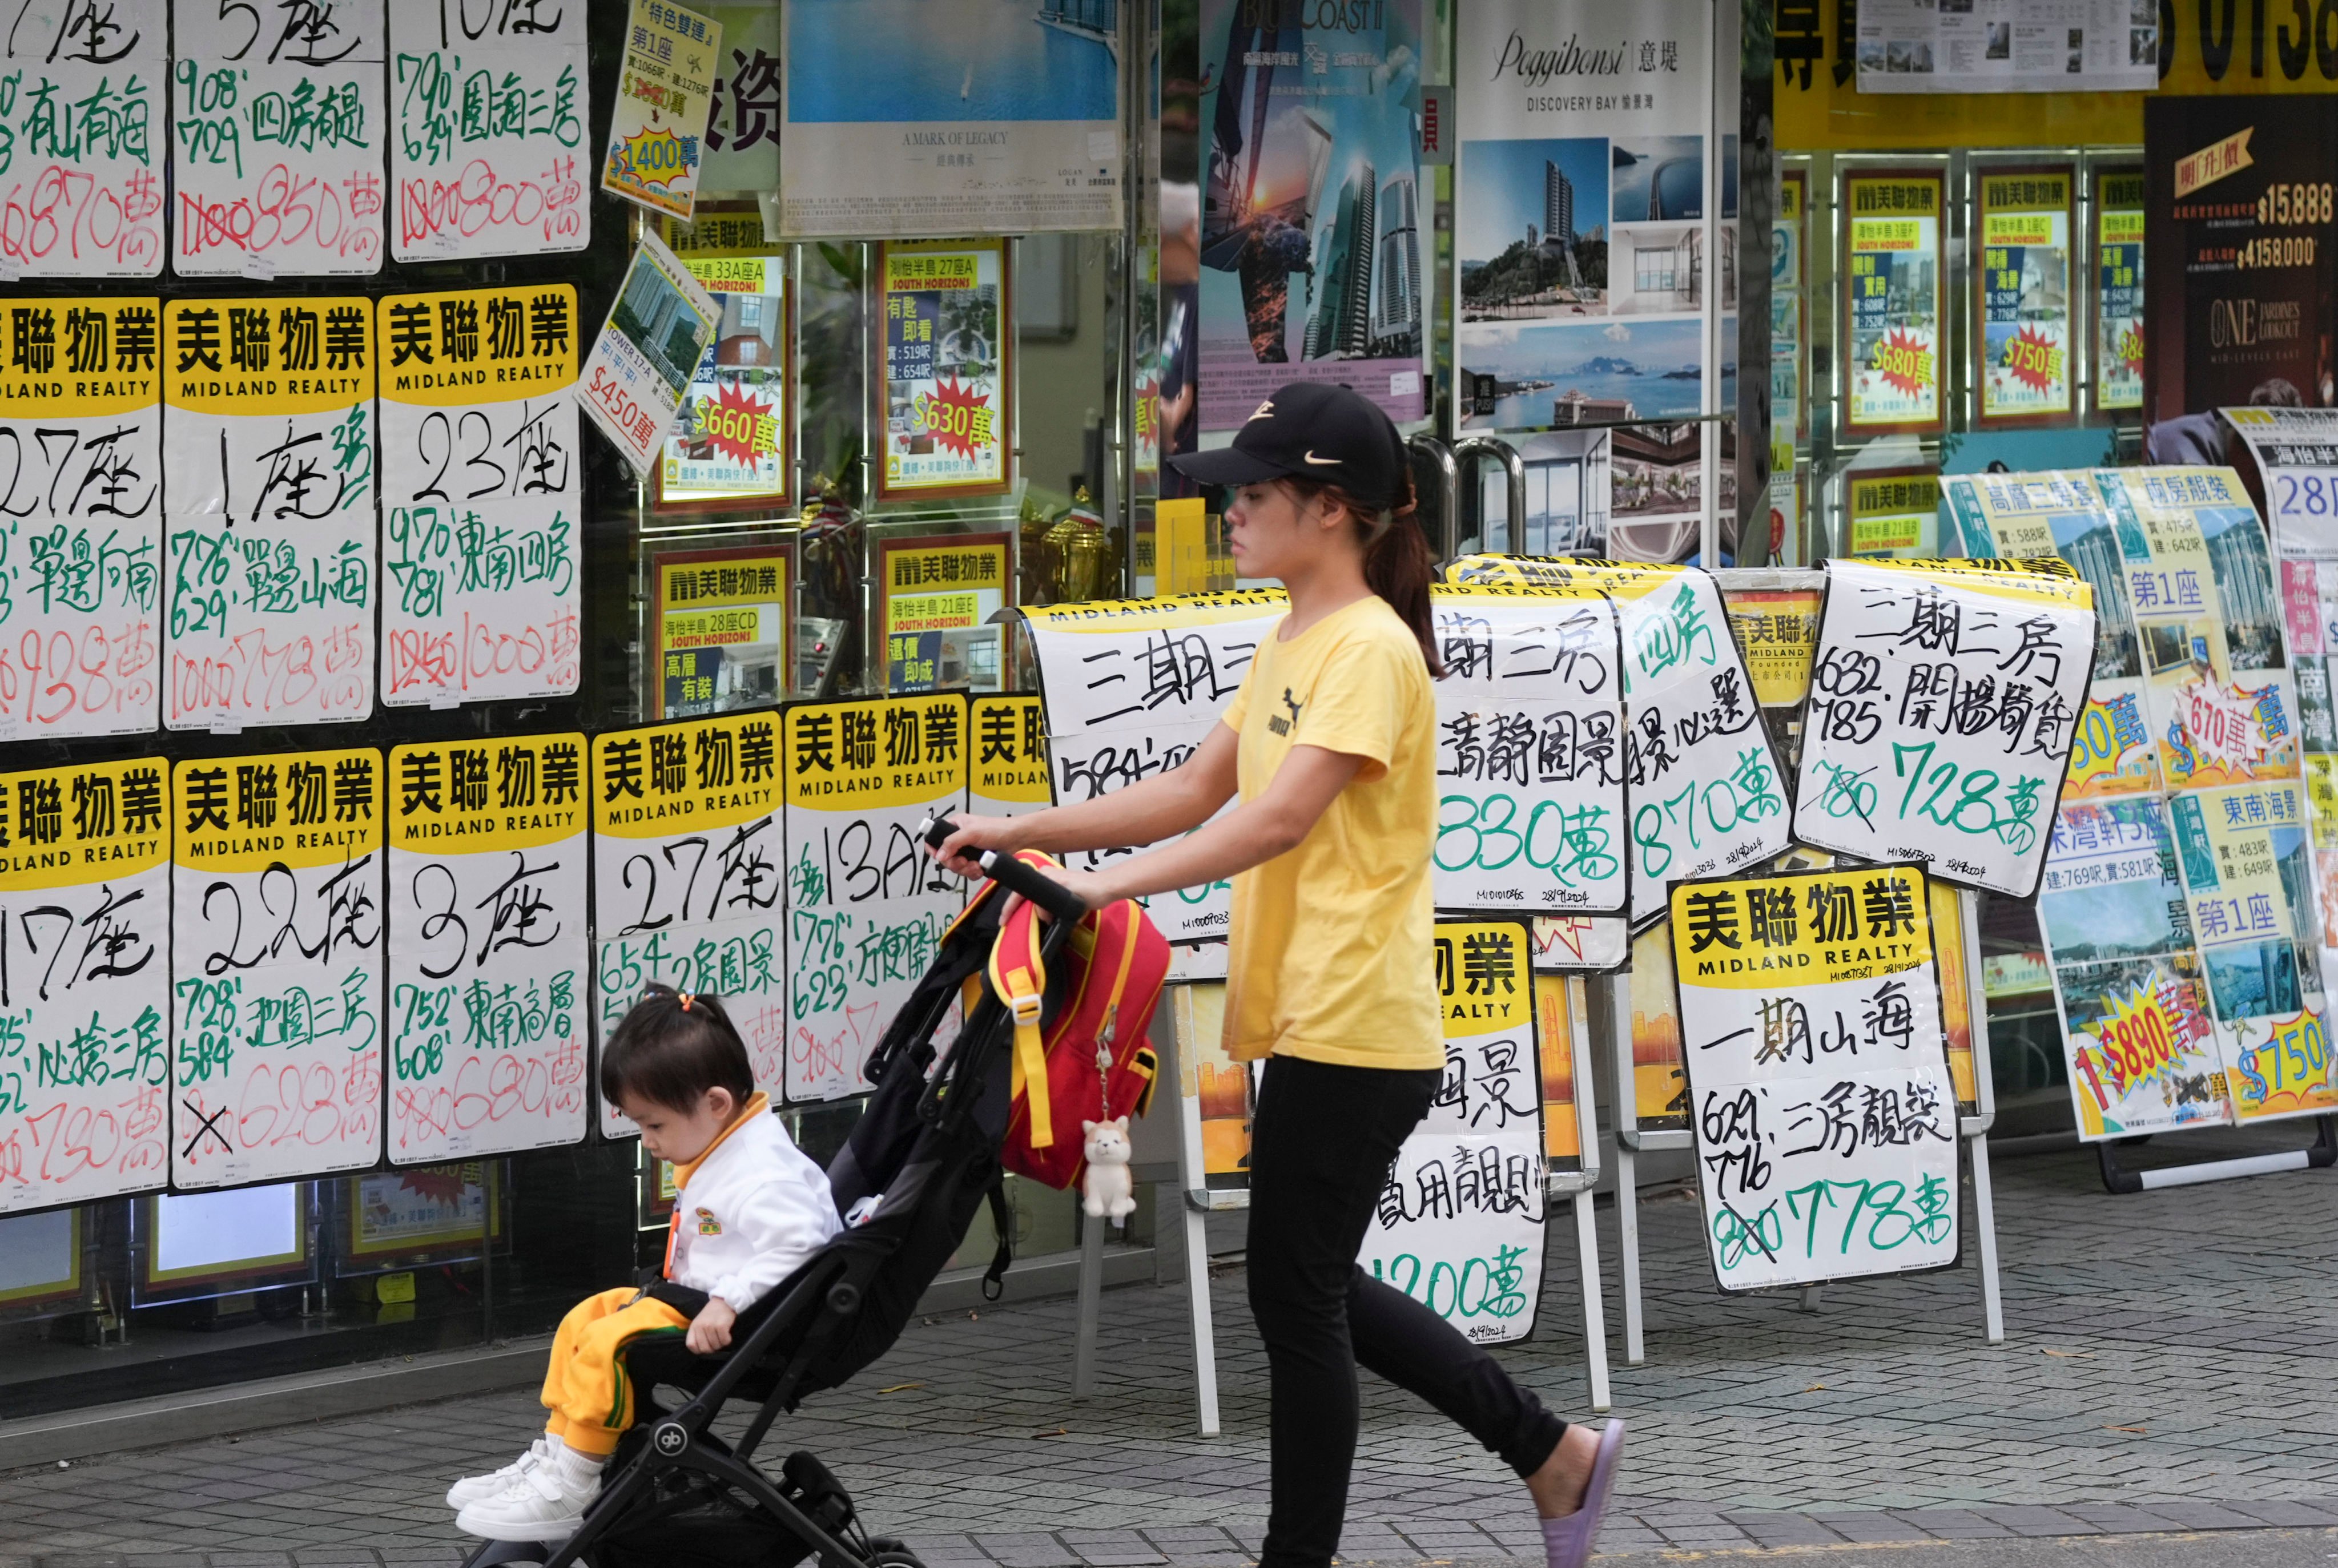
<box><xmin>933</xmin><ymin>381</ymin><xmax>1625</xmax><ymax>1568</ymax></box>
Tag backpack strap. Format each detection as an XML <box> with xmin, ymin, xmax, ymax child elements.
<box><xmin>989</xmin><ymin>892</ymin><xmax>1055</xmax><ymax>1150</ymax></box>
<box><xmin>981</xmin><ymin>1173</ymin><xmax>1012</xmax><ymax>1301</ymax></box>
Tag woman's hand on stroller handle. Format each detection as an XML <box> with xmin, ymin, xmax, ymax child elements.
<box><xmin>921</xmin><ymin>813</ymin><xmax>1092</xmax><ymax>925</ymax></box>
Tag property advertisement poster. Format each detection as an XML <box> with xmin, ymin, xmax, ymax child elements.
<box><xmin>1198</xmin><ymin>0</ymin><xmax>1426</xmax><ymax>430</ymax></box>
<box><xmin>2143</xmin><ymin>96</ymin><xmax>2338</xmax><ymax>428</ymax></box>
<box><xmin>1845</xmin><ymin>469</ymin><xmax>1939</xmax><ymax>558</ymax></box>
<box><xmin>659</xmin><ymin>213</ymin><xmax>792</xmax><ymax>511</ymax></box>
<box><xmin>2094</xmin><ymin>168</ymin><xmax>2145</xmax><ymax>415</ymax></box>
<box><xmin>579</xmin><ymin>233</ymin><xmax>721</xmax><ymax>478</ymax></box>
<box><xmin>1854</xmin><ymin>0</ymin><xmax>2157</xmax><ymax>94</ymax></box>
<box><xmin>875</xmin><ymin>241</ymin><xmax>1011</xmax><ymax>500</ymax></box>
<box><xmin>1452</xmin><ymin>0</ymin><xmax>1715</xmax><ymax>439</ymax></box>
<box><xmin>0</xmin><ymin>0</ymin><xmax>165</xmax><ymax>277</ymax></box>
<box><xmin>603</xmin><ymin>0</ymin><xmax>723</xmax><ymax>222</ymax></box>
<box><xmin>1842</xmin><ymin>171</ymin><xmax>1945</xmax><ymax>434</ymax></box>
<box><xmin>778</xmin><ymin>0</ymin><xmax>1121</xmax><ymax>237</ymax></box>
<box><xmin>386</xmin><ymin>735</ymin><xmax>590</xmax><ymax>1165</ymax></box>
<box><xmin>171</xmin><ymin>0</ymin><xmax>387</xmax><ymax>277</ymax></box>
<box><xmin>388</xmin><ymin>0</ymin><xmax>590</xmax><ymax>262</ymax></box>
<box><xmin>878</xmin><ymin>534</ymin><xmax>1009</xmax><ymax>695</ymax></box>
<box><xmin>0</xmin><ymin>297</ymin><xmax>163</xmax><ymax>742</ymax></box>
<box><xmin>377</xmin><ymin>286</ymin><xmax>581</xmax><ymax>708</ymax></box>
<box><xmin>1774</xmin><ymin>167</ymin><xmax>1809</xmax><ymax>449</ymax></box>
<box><xmin>651</xmin><ymin>543</ymin><xmax>791</xmax><ymax>720</ymax></box>
<box><xmin>0</xmin><ymin>756</ymin><xmax>171</xmax><ymax>1215</ymax></box>
<box><xmin>1976</xmin><ymin>168</ymin><xmax>2075</xmax><ymax>425</ymax></box>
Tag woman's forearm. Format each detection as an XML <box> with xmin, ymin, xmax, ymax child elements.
<box><xmin>1009</xmin><ymin>767</ymin><xmax>1221</xmax><ymax>856</ymax></box>
<box><xmin>1089</xmin><ymin>795</ymin><xmax>1296</xmax><ymax>902</ymax></box>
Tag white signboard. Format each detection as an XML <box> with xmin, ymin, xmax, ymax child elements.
<box><xmin>169</xmin><ymin>748</ymin><xmax>385</xmax><ymax>1190</ymax></box>
<box><xmin>0</xmin><ymin>296</ymin><xmax>163</xmax><ymax>741</ymax></box>
<box><xmin>1021</xmin><ymin>592</ymin><xmax>1283</xmax><ymax>944</ymax></box>
<box><xmin>1795</xmin><ymin>558</ymin><xmax>2095</xmax><ymax>898</ymax></box>
<box><xmin>589</xmin><ymin>710</ymin><xmax>787</xmax><ymax>1138</ymax></box>
<box><xmin>387</xmin><ymin>735</ymin><xmax>589</xmax><ymax>1164</ymax></box>
<box><xmin>579</xmin><ymin>233</ymin><xmax>719</xmax><ymax>477</ymax></box>
<box><xmin>162</xmin><ymin>297</ymin><xmax>378</xmax><ymax>731</ymax></box>
<box><xmin>1359</xmin><ymin>918</ymin><xmax>1545</xmax><ymax>1344</ymax></box>
<box><xmin>0</xmin><ymin>757</ymin><xmax>171</xmax><ymax>1214</ymax></box>
<box><xmin>781</xmin><ymin>695</ymin><xmax>967</xmax><ymax>1103</ymax></box>
<box><xmin>1673</xmin><ymin>863</ymin><xmax>1961</xmax><ymax>1291</ymax></box>
<box><xmin>1856</xmin><ymin>0</ymin><xmax>2156</xmax><ymax>94</ymax></box>
<box><xmin>1430</xmin><ymin>587</ymin><xmax>1626</xmax><ymax>914</ymax></box>
<box><xmin>377</xmin><ymin>285</ymin><xmax>581</xmax><ymax>707</ymax></box>
<box><xmin>388</xmin><ymin>0</ymin><xmax>590</xmax><ymax>262</ymax></box>
<box><xmin>0</xmin><ymin>0</ymin><xmax>166</xmax><ymax>277</ymax></box>
<box><xmin>170</xmin><ymin>0</ymin><xmax>388</xmax><ymax>276</ymax></box>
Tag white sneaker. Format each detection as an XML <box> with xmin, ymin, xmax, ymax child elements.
<box><xmin>454</xmin><ymin>1463</ymin><xmax>598</xmax><ymax>1541</ymax></box>
<box><xmin>445</xmin><ymin>1437</ymin><xmax>553</xmax><ymax>1510</ymax></box>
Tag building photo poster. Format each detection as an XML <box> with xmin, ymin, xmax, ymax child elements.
<box><xmin>1198</xmin><ymin>0</ymin><xmax>1427</xmax><ymax>429</ymax></box>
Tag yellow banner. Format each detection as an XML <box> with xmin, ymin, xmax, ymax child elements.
<box><xmin>389</xmin><ymin>734</ymin><xmax>587</xmax><ymax>855</ymax></box>
<box><xmin>377</xmin><ymin>286</ymin><xmax>578</xmax><ymax>408</ymax></box>
<box><xmin>172</xmin><ymin>748</ymin><xmax>383</xmax><ymax>873</ymax></box>
<box><xmin>663</xmin><ymin>607</ymin><xmax>767</xmax><ymax>649</ymax></box>
<box><xmin>1673</xmin><ymin>863</ymin><xmax>1934</xmax><ymax>990</ymax></box>
<box><xmin>659</xmin><ymin>553</ymin><xmax>787</xmax><ymax>612</ymax></box>
<box><xmin>164</xmin><ymin>299</ymin><xmax>375</xmax><ymax>417</ymax></box>
<box><xmin>885</xmin><ymin>248</ymin><xmax>979</xmax><ymax>288</ymax></box>
<box><xmin>971</xmin><ymin>694</ymin><xmax>1051</xmax><ymax>805</ymax></box>
<box><xmin>1442</xmin><ymin>556</ymin><xmax>1682</xmax><ymax>601</ymax></box>
<box><xmin>1724</xmin><ymin>588</ymin><xmax>1822</xmax><ymax>708</ymax></box>
<box><xmin>1021</xmin><ymin>588</ymin><xmax>1288</xmax><ymax>634</ymax></box>
<box><xmin>1435</xmin><ymin>919</ymin><xmax>1531</xmax><ymax>1039</ymax></box>
<box><xmin>1846</xmin><ymin>178</ymin><xmax>1939</xmax><ymax>220</ymax></box>
<box><xmin>591</xmin><ymin>709</ymin><xmax>784</xmax><ymax>840</ymax></box>
<box><xmin>0</xmin><ymin>298</ymin><xmax>160</xmax><ymax>420</ymax></box>
<box><xmin>0</xmin><ymin>755</ymin><xmax>170</xmax><ymax>891</ymax></box>
<box><xmin>659</xmin><ymin>211</ymin><xmax>778</xmax><ymax>258</ymax></box>
<box><xmin>1777</xmin><ymin>176</ymin><xmax>1803</xmax><ymax>221</ymax></box>
<box><xmin>1982</xmin><ymin>213</ymin><xmax>2058</xmax><ymax>248</ymax></box>
<box><xmin>784</xmin><ymin>694</ymin><xmax>969</xmax><ymax>813</ymax></box>
<box><xmin>1853</xmin><ymin>555</ymin><xmax>2094</xmax><ymax>608</ymax></box>
<box><xmin>2176</xmin><ymin>126</ymin><xmax>2255</xmax><ymax>197</ymax></box>
<box><xmin>1851</xmin><ymin>218</ymin><xmax>1922</xmax><ymax>251</ymax></box>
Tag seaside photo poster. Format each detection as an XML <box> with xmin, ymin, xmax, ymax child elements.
<box><xmin>1197</xmin><ymin>0</ymin><xmax>1427</xmax><ymax>430</ymax></box>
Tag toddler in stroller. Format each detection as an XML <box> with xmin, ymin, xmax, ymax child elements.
<box><xmin>450</xmin><ymin>837</ymin><xmax>1097</xmax><ymax>1568</ymax></box>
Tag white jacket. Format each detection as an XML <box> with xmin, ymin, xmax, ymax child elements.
<box><xmin>665</xmin><ymin>1094</ymin><xmax>841</xmax><ymax>1312</ymax></box>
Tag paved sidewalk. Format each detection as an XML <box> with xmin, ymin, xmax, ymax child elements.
<box><xmin>2</xmin><ymin>1130</ymin><xmax>2336</xmax><ymax>1565</ymax></box>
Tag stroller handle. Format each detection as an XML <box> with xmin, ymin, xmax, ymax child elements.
<box><xmin>921</xmin><ymin>815</ymin><xmax>1089</xmax><ymax>926</ymax></box>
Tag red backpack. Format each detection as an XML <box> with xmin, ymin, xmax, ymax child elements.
<box><xmin>981</xmin><ymin>851</ymin><xmax>1172</xmax><ymax>1190</ymax></box>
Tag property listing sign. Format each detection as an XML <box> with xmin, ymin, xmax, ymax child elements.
<box><xmin>590</xmin><ymin>710</ymin><xmax>787</xmax><ymax>1136</ymax></box>
<box><xmin>0</xmin><ymin>756</ymin><xmax>171</xmax><ymax>1214</ymax></box>
<box><xmin>162</xmin><ymin>296</ymin><xmax>378</xmax><ymax>731</ymax></box>
<box><xmin>169</xmin><ymin>747</ymin><xmax>385</xmax><ymax>1190</ymax></box>
<box><xmin>659</xmin><ymin>216</ymin><xmax>792</xmax><ymax>510</ymax></box>
<box><xmin>778</xmin><ymin>0</ymin><xmax>1121</xmax><ymax>236</ymax></box>
<box><xmin>389</xmin><ymin>0</ymin><xmax>590</xmax><ymax>261</ymax></box>
<box><xmin>603</xmin><ymin>0</ymin><xmax>722</xmax><ymax>222</ymax></box>
<box><xmin>781</xmin><ymin>695</ymin><xmax>967</xmax><ymax>1103</ymax></box>
<box><xmin>1794</xmin><ymin>558</ymin><xmax>2096</xmax><ymax>898</ymax></box>
<box><xmin>1359</xmin><ymin>920</ymin><xmax>1545</xmax><ymax>1344</ymax></box>
<box><xmin>0</xmin><ymin>297</ymin><xmax>163</xmax><ymax>741</ymax></box>
<box><xmin>0</xmin><ymin>0</ymin><xmax>166</xmax><ymax>277</ymax></box>
<box><xmin>1843</xmin><ymin>171</ymin><xmax>1943</xmax><ymax>433</ymax></box>
<box><xmin>388</xmin><ymin>735</ymin><xmax>589</xmax><ymax>1164</ymax></box>
<box><xmin>580</xmin><ymin>232</ymin><xmax>719</xmax><ymax>477</ymax></box>
<box><xmin>1673</xmin><ymin>862</ymin><xmax>1961</xmax><ymax>1291</ymax></box>
<box><xmin>876</xmin><ymin>240</ymin><xmax>1011</xmax><ymax>499</ymax></box>
<box><xmin>1428</xmin><ymin>587</ymin><xmax>1626</xmax><ymax>915</ymax></box>
<box><xmin>968</xmin><ymin>694</ymin><xmax>1051</xmax><ymax>819</ymax></box>
<box><xmin>2094</xmin><ymin>168</ymin><xmax>2144</xmax><ymax>414</ymax></box>
<box><xmin>878</xmin><ymin>533</ymin><xmax>1009</xmax><ymax>694</ymax></box>
<box><xmin>377</xmin><ymin>285</ymin><xmax>581</xmax><ymax>707</ymax></box>
<box><xmin>1976</xmin><ymin>168</ymin><xmax>2074</xmax><ymax>424</ymax></box>
<box><xmin>170</xmin><ymin>0</ymin><xmax>388</xmax><ymax>276</ymax></box>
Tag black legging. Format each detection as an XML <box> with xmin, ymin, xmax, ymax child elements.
<box><xmin>1246</xmin><ymin>1054</ymin><xmax>1570</xmax><ymax>1568</ymax></box>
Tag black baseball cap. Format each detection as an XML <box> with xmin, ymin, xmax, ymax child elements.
<box><xmin>1167</xmin><ymin>381</ymin><xmax>1403</xmax><ymax>511</ymax></box>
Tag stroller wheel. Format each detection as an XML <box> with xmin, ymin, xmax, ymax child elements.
<box><xmin>862</xmin><ymin>1539</ymin><xmax>928</xmax><ymax>1568</ymax></box>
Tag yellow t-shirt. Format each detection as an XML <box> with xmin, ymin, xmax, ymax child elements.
<box><xmin>1219</xmin><ymin>594</ymin><xmax>1440</xmax><ymax>1070</ymax></box>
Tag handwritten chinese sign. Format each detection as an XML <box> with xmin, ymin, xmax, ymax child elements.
<box><xmin>162</xmin><ymin>296</ymin><xmax>377</xmax><ymax>730</ymax></box>
<box><xmin>0</xmin><ymin>296</ymin><xmax>162</xmax><ymax>740</ymax></box>
<box><xmin>0</xmin><ymin>756</ymin><xmax>170</xmax><ymax>1213</ymax></box>
<box><xmin>1360</xmin><ymin>918</ymin><xmax>1544</xmax><ymax>1344</ymax></box>
<box><xmin>1673</xmin><ymin>863</ymin><xmax>1960</xmax><ymax>1291</ymax></box>
<box><xmin>1795</xmin><ymin>558</ymin><xmax>2095</xmax><ymax>897</ymax></box>
<box><xmin>171</xmin><ymin>0</ymin><xmax>386</xmax><ymax>276</ymax></box>
<box><xmin>603</xmin><ymin>0</ymin><xmax>721</xmax><ymax>221</ymax></box>
<box><xmin>377</xmin><ymin>285</ymin><xmax>579</xmax><ymax>706</ymax></box>
<box><xmin>782</xmin><ymin>695</ymin><xmax>967</xmax><ymax>1103</ymax></box>
<box><xmin>170</xmin><ymin>747</ymin><xmax>385</xmax><ymax>1189</ymax></box>
<box><xmin>590</xmin><ymin>709</ymin><xmax>786</xmax><ymax>1135</ymax></box>
<box><xmin>388</xmin><ymin>735</ymin><xmax>587</xmax><ymax>1165</ymax></box>
<box><xmin>390</xmin><ymin>0</ymin><xmax>587</xmax><ymax>261</ymax></box>
<box><xmin>0</xmin><ymin>0</ymin><xmax>165</xmax><ymax>277</ymax></box>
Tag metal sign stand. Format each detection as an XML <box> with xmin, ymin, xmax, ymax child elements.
<box><xmin>2091</xmin><ymin>1115</ymin><xmax>2338</xmax><ymax>1192</ymax></box>
<box><xmin>1609</xmin><ymin>888</ymin><xmax>2006</xmax><ymax>1361</ymax></box>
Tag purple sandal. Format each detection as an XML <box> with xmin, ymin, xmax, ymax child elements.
<box><xmin>1540</xmin><ymin>1420</ymin><xmax>1627</xmax><ymax>1568</ymax></box>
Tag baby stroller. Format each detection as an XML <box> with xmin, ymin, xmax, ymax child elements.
<box><xmin>460</xmin><ymin>828</ymin><xmax>1092</xmax><ymax>1568</ymax></box>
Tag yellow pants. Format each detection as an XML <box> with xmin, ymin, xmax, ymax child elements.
<box><xmin>538</xmin><ymin>1287</ymin><xmax>693</xmax><ymax>1457</ymax></box>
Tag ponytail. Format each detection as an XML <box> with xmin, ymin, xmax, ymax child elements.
<box><xmin>1277</xmin><ymin>471</ymin><xmax>1447</xmax><ymax>679</ymax></box>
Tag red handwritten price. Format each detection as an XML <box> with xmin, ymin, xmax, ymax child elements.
<box><xmin>0</xmin><ymin>166</ymin><xmax>164</xmax><ymax>275</ymax></box>
<box><xmin>0</xmin><ymin>616</ymin><xmax>159</xmax><ymax>733</ymax></box>
<box><xmin>168</xmin><ymin>622</ymin><xmax>371</xmax><ymax>726</ymax></box>
<box><xmin>0</xmin><ymin>1085</ymin><xmax>167</xmax><ymax>1203</ymax></box>
<box><xmin>179</xmin><ymin>166</ymin><xmax>387</xmax><ymax>268</ymax></box>
<box><xmin>383</xmin><ymin>608</ymin><xmax>579</xmax><ymax>701</ymax></box>
<box><xmin>390</xmin><ymin>1039</ymin><xmax>586</xmax><ymax>1154</ymax></box>
<box><xmin>398</xmin><ymin>154</ymin><xmax>584</xmax><ymax>255</ymax></box>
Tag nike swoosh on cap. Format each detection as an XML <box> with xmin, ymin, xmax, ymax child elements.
<box><xmin>1301</xmin><ymin>451</ymin><xmax>1341</xmax><ymax>465</ymax></box>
